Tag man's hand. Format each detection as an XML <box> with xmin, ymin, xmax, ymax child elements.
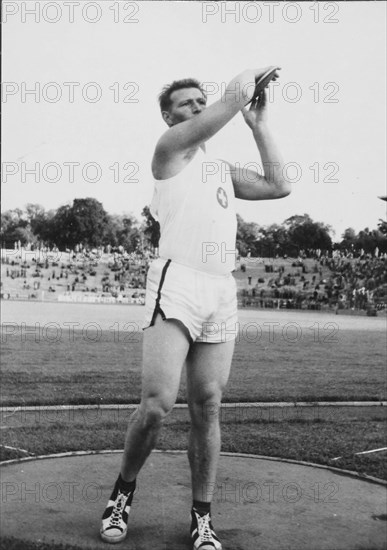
<box><xmin>241</xmin><ymin>88</ymin><xmax>269</xmax><ymax>129</ymax></box>
<box><xmin>240</xmin><ymin>66</ymin><xmax>280</xmax><ymax>104</ymax></box>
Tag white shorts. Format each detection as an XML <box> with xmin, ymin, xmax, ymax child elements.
<box><xmin>143</xmin><ymin>258</ymin><xmax>238</xmax><ymax>343</ymax></box>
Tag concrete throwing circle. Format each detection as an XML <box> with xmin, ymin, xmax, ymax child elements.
<box><xmin>1</xmin><ymin>451</ymin><xmax>386</xmax><ymax>550</ymax></box>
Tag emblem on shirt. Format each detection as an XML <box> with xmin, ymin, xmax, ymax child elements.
<box><xmin>217</xmin><ymin>187</ymin><xmax>228</xmax><ymax>209</ymax></box>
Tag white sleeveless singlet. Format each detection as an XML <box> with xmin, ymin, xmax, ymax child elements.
<box><xmin>150</xmin><ymin>148</ymin><xmax>237</xmax><ymax>275</ymax></box>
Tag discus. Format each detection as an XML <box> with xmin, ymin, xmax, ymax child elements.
<box><xmin>246</xmin><ymin>67</ymin><xmax>280</xmax><ymax>105</ymax></box>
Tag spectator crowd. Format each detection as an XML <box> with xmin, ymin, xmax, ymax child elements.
<box><xmin>240</xmin><ymin>249</ymin><xmax>387</xmax><ymax>314</ymax></box>
<box><xmin>2</xmin><ymin>245</ymin><xmax>386</xmax><ymax>314</ymax></box>
<box><xmin>0</xmin><ymin>245</ymin><xmax>153</xmax><ymax>304</ymax></box>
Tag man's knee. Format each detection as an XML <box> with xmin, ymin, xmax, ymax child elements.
<box><xmin>138</xmin><ymin>396</ymin><xmax>174</xmax><ymax>429</ymax></box>
<box><xmin>189</xmin><ymin>387</ymin><xmax>223</xmax><ymax>424</ymax></box>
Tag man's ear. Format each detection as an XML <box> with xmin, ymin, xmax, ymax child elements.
<box><xmin>162</xmin><ymin>110</ymin><xmax>173</xmax><ymax>127</ymax></box>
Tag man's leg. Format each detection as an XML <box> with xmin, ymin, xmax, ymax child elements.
<box><xmin>101</xmin><ymin>313</ymin><xmax>191</xmax><ymax>544</ymax></box>
<box><xmin>186</xmin><ymin>340</ymin><xmax>234</xmax><ymax>502</ymax></box>
<box><xmin>120</xmin><ymin>313</ymin><xmax>191</xmax><ymax>481</ymax></box>
<box><xmin>186</xmin><ymin>340</ymin><xmax>235</xmax><ymax>550</ymax></box>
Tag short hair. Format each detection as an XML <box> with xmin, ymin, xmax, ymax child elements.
<box><xmin>158</xmin><ymin>78</ymin><xmax>206</xmax><ymax>112</ymax></box>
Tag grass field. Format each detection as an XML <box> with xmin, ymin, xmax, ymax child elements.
<box><xmin>2</xmin><ymin>406</ymin><xmax>386</xmax><ymax>478</ymax></box>
<box><xmin>1</xmin><ymin>310</ymin><xmax>386</xmax><ymax>405</ymax></box>
<box><xmin>1</xmin><ymin>301</ymin><xmax>386</xmax><ymax>473</ymax></box>
<box><xmin>1</xmin><ymin>300</ymin><xmax>387</xmax><ymax>550</ymax></box>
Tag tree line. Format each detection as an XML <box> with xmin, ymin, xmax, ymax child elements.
<box><xmin>1</xmin><ymin>198</ymin><xmax>386</xmax><ymax>256</ymax></box>
<box><xmin>237</xmin><ymin>214</ymin><xmax>387</xmax><ymax>257</ymax></box>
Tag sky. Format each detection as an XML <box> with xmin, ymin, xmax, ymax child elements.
<box><xmin>2</xmin><ymin>1</ymin><xmax>386</xmax><ymax>241</ymax></box>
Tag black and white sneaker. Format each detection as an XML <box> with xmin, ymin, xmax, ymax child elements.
<box><xmin>190</xmin><ymin>508</ymin><xmax>222</xmax><ymax>550</ymax></box>
<box><xmin>100</xmin><ymin>478</ymin><xmax>135</xmax><ymax>544</ymax></box>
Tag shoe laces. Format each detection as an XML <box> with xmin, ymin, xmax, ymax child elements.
<box><xmin>110</xmin><ymin>491</ymin><xmax>128</xmax><ymax>526</ymax></box>
<box><xmin>197</xmin><ymin>513</ymin><xmax>213</xmax><ymax>542</ymax></box>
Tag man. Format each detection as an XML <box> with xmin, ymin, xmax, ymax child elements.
<box><xmin>100</xmin><ymin>67</ymin><xmax>291</xmax><ymax>549</ymax></box>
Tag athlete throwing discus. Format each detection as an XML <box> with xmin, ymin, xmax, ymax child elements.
<box><xmin>100</xmin><ymin>67</ymin><xmax>291</xmax><ymax>549</ymax></box>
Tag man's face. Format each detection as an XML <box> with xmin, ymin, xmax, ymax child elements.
<box><xmin>163</xmin><ymin>87</ymin><xmax>207</xmax><ymax>127</ymax></box>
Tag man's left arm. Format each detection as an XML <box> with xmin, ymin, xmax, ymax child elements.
<box><xmin>227</xmin><ymin>89</ymin><xmax>291</xmax><ymax>201</ymax></box>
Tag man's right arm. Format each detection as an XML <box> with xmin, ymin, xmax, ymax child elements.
<box><xmin>154</xmin><ymin>69</ymin><xmax>268</xmax><ymax>157</ymax></box>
